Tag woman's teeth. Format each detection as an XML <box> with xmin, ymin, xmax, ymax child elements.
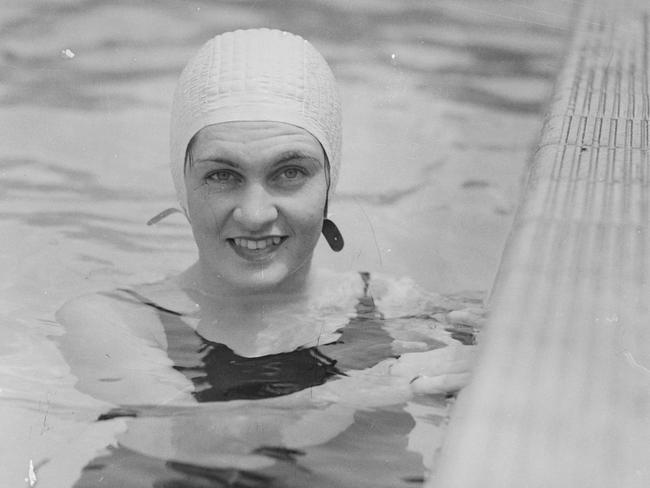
<box><xmin>233</xmin><ymin>237</ymin><xmax>282</xmax><ymax>250</ymax></box>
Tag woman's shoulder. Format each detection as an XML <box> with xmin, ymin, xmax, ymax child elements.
<box><xmin>310</xmin><ymin>268</ymin><xmax>366</xmax><ymax>300</ymax></box>
<box><xmin>56</xmin><ymin>277</ymin><xmax>194</xmax><ymax>347</ymax></box>
<box><xmin>58</xmin><ymin>290</ymin><xmax>153</xmax><ymax>342</ymax></box>
<box><xmin>366</xmin><ymin>272</ymin><xmax>484</xmax><ymax>318</ymax></box>
<box><xmin>55</xmin><ymin>280</ymin><xmax>196</xmax><ymax>405</ymax></box>
<box><xmin>362</xmin><ymin>272</ymin><xmax>434</xmax><ymax>317</ymax></box>
<box><xmin>309</xmin><ymin>269</ymin><xmax>463</xmax><ymax>317</ymax></box>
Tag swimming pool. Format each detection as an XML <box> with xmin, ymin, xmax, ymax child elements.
<box><xmin>1</xmin><ymin>0</ymin><xmax>572</xmax><ymax>486</ymax></box>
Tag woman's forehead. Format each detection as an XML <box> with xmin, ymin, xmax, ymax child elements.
<box><xmin>190</xmin><ymin>121</ymin><xmax>325</xmax><ymax>162</ymax></box>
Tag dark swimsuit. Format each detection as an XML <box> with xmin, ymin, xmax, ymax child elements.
<box><xmin>76</xmin><ymin>273</ymin><xmax>426</xmax><ymax>487</ymax></box>
<box><xmin>116</xmin><ymin>271</ymin><xmax>394</xmax><ymax>403</ymax></box>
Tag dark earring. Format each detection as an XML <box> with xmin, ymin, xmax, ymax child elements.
<box><xmin>322</xmin><ymin>219</ymin><xmax>344</xmax><ymax>252</ymax></box>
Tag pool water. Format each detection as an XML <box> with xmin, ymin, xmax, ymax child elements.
<box><xmin>0</xmin><ymin>0</ymin><xmax>572</xmax><ymax>486</ymax></box>
<box><xmin>66</xmin><ymin>275</ymin><xmax>464</xmax><ymax>488</ymax></box>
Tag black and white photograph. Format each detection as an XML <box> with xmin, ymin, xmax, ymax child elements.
<box><xmin>1</xmin><ymin>0</ymin><xmax>648</xmax><ymax>487</ymax></box>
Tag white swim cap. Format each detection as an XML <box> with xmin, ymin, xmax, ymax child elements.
<box><xmin>170</xmin><ymin>28</ymin><xmax>342</xmax><ymax>213</ymax></box>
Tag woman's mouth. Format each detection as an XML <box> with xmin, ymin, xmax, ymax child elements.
<box><xmin>228</xmin><ymin>236</ymin><xmax>287</xmax><ymax>260</ymax></box>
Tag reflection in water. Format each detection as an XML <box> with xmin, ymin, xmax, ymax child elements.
<box><xmin>77</xmin><ymin>407</ymin><xmax>423</xmax><ymax>488</ymax></box>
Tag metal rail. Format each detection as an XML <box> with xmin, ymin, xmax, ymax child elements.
<box><xmin>432</xmin><ymin>1</ymin><xmax>650</xmax><ymax>486</ymax></box>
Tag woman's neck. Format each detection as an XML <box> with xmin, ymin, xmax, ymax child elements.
<box><xmin>174</xmin><ymin>262</ymin><xmax>328</xmax><ymax>356</ymax></box>
<box><xmin>182</xmin><ymin>261</ymin><xmax>314</xmax><ymax>303</ymax></box>
<box><xmin>142</xmin><ymin>266</ymin><xmax>359</xmax><ymax>357</ymax></box>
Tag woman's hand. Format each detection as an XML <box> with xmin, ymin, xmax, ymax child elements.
<box><xmin>440</xmin><ymin>304</ymin><xmax>488</xmax><ymax>347</ymax></box>
<box><xmin>390</xmin><ymin>344</ymin><xmax>479</xmax><ymax>395</ymax></box>
<box><xmin>384</xmin><ymin>300</ymin><xmax>487</xmax><ymax>396</ymax></box>
<box><xmin>445</xmin><ymin>307</ymin><xmax>488</xmax><ymax>329</ymax></box>
<box><xmin>392</xmin><ymin>303</ymin><xmax>487</xmax><ymax>395</ymax></box>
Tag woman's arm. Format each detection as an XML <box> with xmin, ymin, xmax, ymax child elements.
<box><xmin>364</xmin><ymin>273</ymin><xmax>487</xmax><ymax>396</ymax></box>
<box><xmin>55</xmin><ymin>293</ymin><xmax>194</xmax><ymax>406</ymax></box>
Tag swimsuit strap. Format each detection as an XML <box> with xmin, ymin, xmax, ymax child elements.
<box><xmin>356</xmin><ymin>272</ymin><xmax>384</xmax><ymax>319</ymax></box>
<box><xmin>318</xmin><ymin>272</ymin><xmax>395</xmax><ymax>371</ymax></box>
<box><xmin>115</xmin><ymin>288</ymin><xmax>184</xmax><ymax>316</ymax></box>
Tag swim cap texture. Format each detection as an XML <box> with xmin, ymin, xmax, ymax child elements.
<box><xmin>170</xmin><ymin>28</ymin><xmax>342</xmax><ymax>212</ymax></box>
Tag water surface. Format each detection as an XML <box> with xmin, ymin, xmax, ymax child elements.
<box><xmin>0</xmin><ymin>1</ymin><xmax>573</xmax><ymax>486</ymax></box>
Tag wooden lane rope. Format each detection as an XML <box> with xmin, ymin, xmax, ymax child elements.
<box><xmin>432</xmin><ymin>1</ymin><xmax>650</xmax><ymax>486</ymax></box>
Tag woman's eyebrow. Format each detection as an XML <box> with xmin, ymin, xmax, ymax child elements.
<box><xmin>189</xmin><ymin>151</ymin><xmax>321</xmax><ymax>168</ymax></box>
<box><xmin>192</xmin><ymin>158</ymin><xmax>240</xmax><ymax>168</ymax></box>
<box><xmin>273</xmin><ymin>151</ymin><xmax>322</xmax><ymax>165</ymax></box>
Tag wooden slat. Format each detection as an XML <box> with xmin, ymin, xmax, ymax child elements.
<box><xmin>432</xmin><ymin>1</ymin><xmax>650</xmax><ymax>486</ymax></box>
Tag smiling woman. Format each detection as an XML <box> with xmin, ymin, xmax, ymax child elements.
<box><xmin>54</xmin><ymin>28</ymin><xmax>485</xmax><ymax>487</ymax></box>
<box><xmin>184</xmin><ymin>122</ymin><xmax>328</xmax><ymax>295</ymax></box>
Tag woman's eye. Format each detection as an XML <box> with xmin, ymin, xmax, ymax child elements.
<box><xmin>276</xmin><ymin>167</ymin><xmax>307</xmax><ymax>183</ymax></box>
<box><xmin>207</xmin><ymin>170</ymin><xmax>238</xmax><ymax>183</ymax></box>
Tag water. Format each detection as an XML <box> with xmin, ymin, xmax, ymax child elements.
<box><xmin>1</xmin><ymin>0</ymin><xmax>572</xmax><ymax>486</ymax></box>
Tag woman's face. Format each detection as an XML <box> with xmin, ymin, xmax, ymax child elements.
<box><xmin>184</xmin><ymin>121</ymin><xmax>328</xmax><ymax>294</ymax></box>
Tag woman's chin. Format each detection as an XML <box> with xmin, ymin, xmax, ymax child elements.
<box><xmin>196</xmin><ymin>253</ymin><xmax>313</xmax><ymax>296</ymax></box>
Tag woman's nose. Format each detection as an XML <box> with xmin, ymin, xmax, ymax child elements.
<box><xmin>232</xmin><ymin>184</ymin><xmax>278</xmax><ymax>230</ymax></box>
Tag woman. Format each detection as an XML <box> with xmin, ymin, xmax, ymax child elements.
<box><xmin>57</xmin><ymin>28</ymin><xmax>483</xmax><ymax>487</ymax></box>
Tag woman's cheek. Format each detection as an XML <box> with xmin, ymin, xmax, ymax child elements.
<box><xmin>293</xmin><ymin>202</ymin><xmax>325</xmax><ymax>236</ymax></box>
<box><xmin>189</xmin><ymin>195</ymin><xmax>222</xmax><ymax>241</ymax></box>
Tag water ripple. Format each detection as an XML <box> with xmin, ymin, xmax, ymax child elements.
<box><xmin>0</xmin><ymin>0</ymin><xmax>569</xmax><ymax>113</ymax></box>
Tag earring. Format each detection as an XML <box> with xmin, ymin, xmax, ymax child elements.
<box><xmin>322</xmin><ymin>219</ymin><xmax>344</xmax><ymax>252</ymax></box>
